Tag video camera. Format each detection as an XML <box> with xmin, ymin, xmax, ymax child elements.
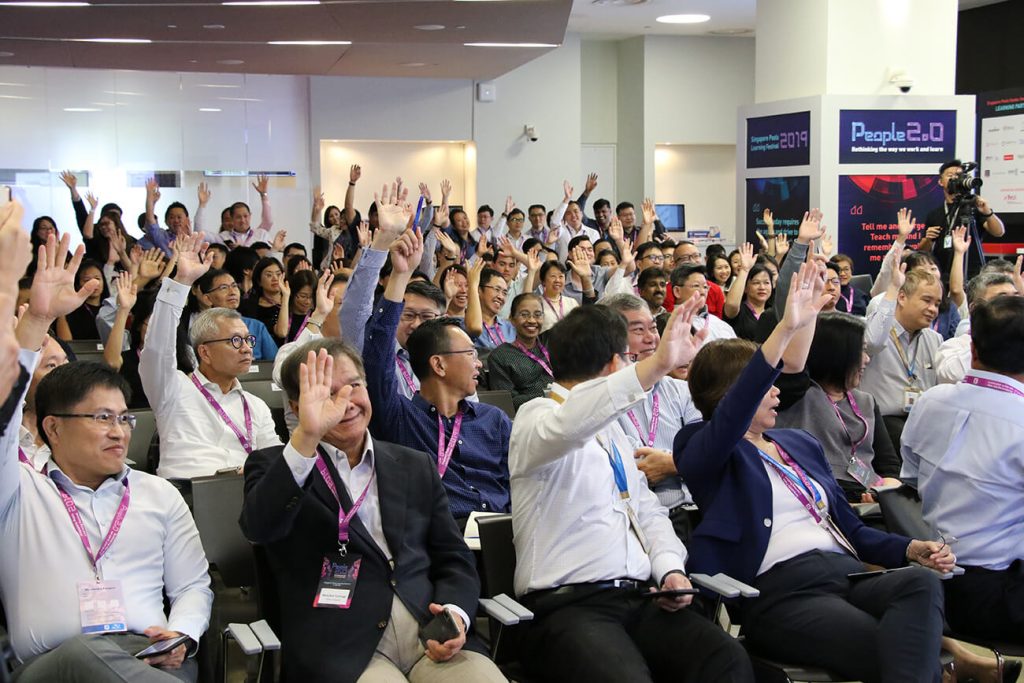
<box><xmin>946</xmin><ymin>162</ymin><xmax>983</xmax><ymax>200</ymax></box>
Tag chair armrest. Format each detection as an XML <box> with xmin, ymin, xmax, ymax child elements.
<box><xmin>224</xmin><ymin>623</ymin><xmax>262</xmax><ymax>656</ymax></box>
<box><xmin>690</xmin><ymin>573</ymin><xmax>760</xmax><ymax>598</ymax></box>
<box><xmin>479</xmin><ymin>598</ymin><xmax>519</xmax><ymax>626</ymax></box>
<box><xmin>249</xmin><ymin>619</ymin><xmax>281</xmax><ymax>651</ymax></box>
<box><xmin>493</xmin><ymin>593</ymin><xmax>534</xmax><ymax>622</ymax></box>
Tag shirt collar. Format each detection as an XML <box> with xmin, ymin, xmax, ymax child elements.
<box><xmin>413</xmin><ymin>392</ymin><xmax>478</xmax><ymax>417</ymax></box>
<box><xmin>320</xmin><ymin>431</ymin><xmax>375</xmax><ymax>473</ymax></box>
<box><xmin>194</xmin><ymin>367</ymin><xmax>242</xmax><ymax>395</ymax></box>
<box><xmin>46</xmin><ymin>460</ymin><xmax>131</xmax><ymax>495</ymax></box>
<box><xmin>966</xmin><ymin>368</ymin><xmax>1024</xmax><ymax>394</ymax></box>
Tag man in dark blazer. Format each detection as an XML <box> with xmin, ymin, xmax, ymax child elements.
<box><xmin>240</xmin><ymin>338</ymin><xmax>506</xmax><ymax>683</ymax></box>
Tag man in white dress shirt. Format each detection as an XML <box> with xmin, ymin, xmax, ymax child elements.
<box><xmin>509</xmin><ymin>296</ymin><xmax>753</xmax><ymax>682</ymax></box>
<box><xmin>1</xmin><ymin>233</ymin><xmax>211</xmax><ymax>682</ymax></box>
<box><xmin>140</xmin><ymin>234</ymin><xmax>281</xmax><ymax>480</ymax></box>
<box><xmin>17</xmin><ymin>334</ymin><xmax>65</xmax><ymax>470</ymax></box>
<box><xmin>934</xmin><ymin>272</ymin><xmax>1019</xmax><ymax>383</ymax></box>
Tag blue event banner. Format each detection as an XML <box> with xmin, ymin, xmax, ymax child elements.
<box><xmin>745</xmin><ymin>177</ymin><xmax>810</xmax><ymax>245</ymax></box>
<box><xmin>839</xmin><ymin>109</ymin><xmax>956</xmax><ymax>164</ymax></box>
<box><xmin>746</xmin><ymin>112</ymin><xmax>811</xmax><ymax>168</ymax></box>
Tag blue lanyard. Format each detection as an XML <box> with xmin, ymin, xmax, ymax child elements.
<box><xmin>606</xmin><ymin>441</ymin><xmax>630</xmax><ymax>498</ymax></box>
<box><xmin>756</xmin><ymin>448</ymin><xmax>824</xmax><ymax>513</ymax></box>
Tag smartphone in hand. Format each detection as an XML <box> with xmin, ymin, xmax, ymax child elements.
<box><xmin>418</xmin><ymin>608</ymin><xmax>460</xmax><ymax>646</ymax></box>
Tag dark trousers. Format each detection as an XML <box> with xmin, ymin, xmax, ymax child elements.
<box><xmin>883</xmin><ymin>414</ymin><xmax>907</xmax><ymax>456</ymax></box>
<box><xmin>518</xmin><ymin>586</ymin><xmax>753</xmax><ymax>683</ymax></box>
<box><xmin>741</xmin><ymin>551</ymin><xmax>944</xmax><ymax>683</ymax></box>
<box><xmin>944</xmin><ymin>561</ymin><xmax>1024</xmax><ymax>643</ymax></box>
<box><xmin>13</xmin><ymin>634</ymin><xmax>197</xmax><ymax>683</ymax></box>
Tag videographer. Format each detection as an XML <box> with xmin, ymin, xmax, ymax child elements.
<box><xmin>918</xmin><ymin>159</ymin><xmax>1004</xmax><ymax>284</ymax></box>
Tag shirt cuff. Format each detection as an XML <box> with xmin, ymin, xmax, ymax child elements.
<box><xmin>607</xmin><ymin>365</ymin><xmax>647</xmax><ymax>412</ymax></box>
<box><xmin>166</xmin><ymin>615</ymin><xmax>208</xmax><ymax>645</ymax></box>
<box><xmin>18</xmin><ymin>347</ymin><xmax>40</xmax><ymax>370</ymax></box>
<box><xmin>158</xmin><ymin>277</ymin><xmax>191</xmax><ymax>307</ymax></box>
<box><xmin>443</xmin><ymin>604</ymin><xmax>473</xmax><ymax>636</ymax></box>
<box><xmin>650</xmin><ymin>553</ymin><xmax>687</xmax><ymax>588</ymax></box>
<box><xmin>282</xmin><ymin>442</ymin><xmax>318</xmax><ymax>487</ymax></box>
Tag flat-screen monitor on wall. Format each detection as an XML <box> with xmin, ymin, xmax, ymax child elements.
<box><xmin>656</xmin><ymin>204</ymin><xmax>685</xmax><ymax>231</ymax></box>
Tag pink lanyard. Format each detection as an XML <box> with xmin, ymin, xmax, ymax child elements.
<box><xmin>825</xmin><ymin>390</ymin><xmax>869</xmax><ymax>456</ymax></box>
<box><xmin>513</xmin><ymin>340</ymin><xmax>553</xmax><ymax>376</ymax></box>
<box><xmin>190</xmin><ymin>374</ymin><xmax>253</xmax><ymax>453</ymax></box>
<box><xmin>842</xmin><ymin>287</ymin><xmax>854</xmax><ymax>312</ymax></box>
<box><xmin>626</xmin><ymin>391</ymin><xmax>660</xmax><ymax>447</ymax></box>
<box><xmin>17</xmin><ymin>447</ymin><xmax>32</xmax><ymax>468</ymax></box>
<box><xmin>744</xmin><ymin>301</ymin><xmax>763</xmax><ymax>320</ymax></box>
<box><xmin>962</xmin><ymin>374</ymin><xmax>1024</xmax><ymax>398</ymax></box>
<box><xmin>484</xmin><ymin>320</ymin><xmax>506</xmax><ymax>346</ymax></box>
<box><xmin>396</xmin><ymin>355</ymin><xmax>417</xmax><ymax>394</ymax></box>
<box><xmin>291</xmin><ymin>313</ymin><xmax>311</xmax><ymax>342</ymax></box>
<box><xmin>314</xmin><ymin>449</ymin><xmax>375</xmax><ymax>555</ymax></box>
<box><xmin>437</xmin><ymin>411</ymin><xmax>464</xmax><ymax>478</ymax></box>
<box><xmin>53</xmin><ymin>473</ymin><xmax>130</xmax><ymax>580</ymax></box>
<box><xmin>543</xmin><ymin>295</ymin><xmax>564</xmax><ymax>320</ymax></box>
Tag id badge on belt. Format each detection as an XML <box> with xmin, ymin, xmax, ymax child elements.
<box><xmin>313</xmin><ymin>553</ymin><xmax>362</xmax><ymax>609</ymax></box>
<box><xmin>77</xmin><ymin>580</ymin><xmax>128</xmax><ymax>634</ymax></box>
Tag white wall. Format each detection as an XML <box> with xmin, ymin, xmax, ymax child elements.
<box><xmin>755</xmin><ymin>0</ymin><xmax>829</xmax><ymax>103</ymax></box>
<box><xmin>655</xmin><ymin>144</ymin><xmax>737</xmax><ymax>233</ymax></box>
<box><xmin>581</xmin><ymin>39</ymin><xmax>619</xmax><ymax>144</ymax></box>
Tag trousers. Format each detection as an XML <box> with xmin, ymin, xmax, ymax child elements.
<box><xmin>12</xmin><ymin>633</ymin><xmax>197</xmax><ymax>683</ymax></box>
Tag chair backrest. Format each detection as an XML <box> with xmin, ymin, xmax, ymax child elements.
<box><xmin>876</xmin><ymin>485</ymin><xmax>931</xmax><ymax>539</ymax></box>
<box><xmin>477</xmin><ymin>390</ymin><xmax>516</xmax><ymax>419</ymax></box>
<box><xmin>477</xmin><ymin>513</ymin><xmax>516</xmax><ymax>597</ymax></box>
<box><xmin>126</xmin><ymin>409</ymin><xmax>158</xmax><ymax>473</ymax></box>
<box><xmin>239</xmin><ymin>362</ymin><xmax>275</xmax><ymax>383</ymax></box>
<box><xmin>72</xmin><ymin>351</ymin><xmax>107</xmax><ymax>365</ymax></box>
<box><xmin>191</xmin><ymin>473</ymin><xmax>254</xmax><ymax>588</ymax></box>
<box><xmin>241</xmin><ymin>380</ymin><xmax>285</xmax><ymax>411</ymax></box>
<box><xmin>67</xmin><ymin>339</ymin><xmax>105</xmax><ymax>355</ymax></box>
<box><xmin>850</xmin><ymin>273</ymin><xmax>873</xmax><ymax>294</ymax></box>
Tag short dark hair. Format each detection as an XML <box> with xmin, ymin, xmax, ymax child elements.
<box><xmin>508</xmin><ymin>208</ymin><xmax>525</xmax><ymax>221</ymax></box>
<box><xmin>966</xmin><ymin>272</ymin><xmax>1014</xmax><ymax>307</ymax></box>
<box><xmin>567</xmin><ymin>234</ymin><xmax>593</xmax><ymax>255</ymax></box>
<box><xmin>902</xmin><ymin>249</ymin><xmax>938</xmax><ymax>271</ymax></box>
<box><xmin>284</xmin><ymin>242</ymin><xmax>306</xmax><ymax>256</ymax></box>
<box><xmin>164</xmin><ymin>201</ymin><xmax>189</xmax><ymax>221</ymax></box>
<box><xmin>230</xmin><ymin>201</ymin><xmax>251</xmax><ymax>216</ymax></box>
<box><xmin>522</xmin><ymin>237</ymin><xmax>544</xmax><ymax>253</ymax></box>
<box><xmin>705</xmin><ymin>243</ymin><xmax>726</xmax><ymax>261</ymax></box>
<box><xmin>100</xmin><ymin>202</ymin><xmax>122</xmax><ymax>217</ymax></box>
<box><xmin>286</xmin><ymin>256</ymin><xmax>313</xmax><ymax>279</ymax></box>
<box><xmin>638</xmin><ymin>267</ymin><xmax>667</xmax><ymax>289</ymax></box>
<box><xmin>688</xmin><ymin>339</ymin><xmax>759</xmax><ymax>420</ymax></box>
<box><xmin>479</xmin><ymin>267</ymin><xmax>504</xmax><ymax>290</ymax></box>
<box><xmin>971</xmin><ymin>296</ymin><xmax>1024</xmax><ymax>374</ymax></box>
<box><xmin>528</xmin><ymin>203</ymin><xmax>546</xmax><ymax>215</ymax></box>
<box><xmin>939</xmin><ymin>159</ymin><xmax>963</xmax><ymax>176</ymax></box>
<box><xmin>404</xmin><ymin>280</ymin><xmax>446</xmax><ymax>312</ymax></box>
<box><xmin>406</xmin><ymin>317</ymin><xmax>462</xmax><ymax>380</ymax></box>
<box><xmin>593</xmin><ymin>198</ymin><xmax>611</xmax><ymax>212</ymax></box>
<box><xmin>806</xmin><ymin>312</ymin><xmax>866</xmax><ymax>391</ymax></box>
<box><xmin>636</xmin><ymin>241</ymin><xmax>661</xmax><ymax>260</ymax></box>
<box><xmin>287</xmin><ymin>270</ymin><xmax>318</xmax><ymax>307</ymax></box>
<box><xmin>450</xmin><ymin>208</ymin><xmax>467</xmax><ymax>223</ymax></box>
<box><xmin>596</xmin><ymin>248</ymin><xmax>618</xmax><ymax>264</ymax></box>
<box><xmin>824</xmin><ymin>261</ymin><xmax>841</xmax><ymax>278</ymax></box>
<box><xmin>660</xmin><ymin>238</ymin><xmax>677</xmax><ymax>250</ymax></box>
<box><xmin>224</xmin><ymin>246</ymin><xmax>259</xmax><ymax>286</ymax></box>
<box><xmin>615</xmin><ymin>201</ymin><xmax>635</xmax><ymax>214</ymax></box>
<box><xmin>75</xmin><ymin>258</ymin><xmax>110</xmax><ymax>301</ymax></box>
<box><xmin>35</xmin><ymin>362</ymin><xmax>131</xmax><ymax>447</ymax></box>
<box><xmin>539</xmin><ymin>260</ymin><xmax>567</xmax><ymax>283</ymax></box>
<box><xmin>478</xmin><ymin>205</ymin><xmax>494</xmax><ymax>218</ymax></box>
<box><xmin>207</xmin><ymin>243</ymin><xmax>229</xmax><ymax>256</ymax></box>
<box><xmin>548</xmin><ymin>306</ymin><xmax>627</xmax><ymax>383</ymax></box>
<box><xmin>251</xmin><ymin>241</ymin><xmax>271</xmax><ymax>251</ymax></box>
<box><xmin>510</xmin><ymin>292</ymin><xmax>542</xmax><ymax>316</ymax></box>
<box><xmin>831</xmin><ymin>253</ymin><xmax>854</xmax><ymax>268</ymax></box>
<box><xmin>742</xmin><ymin>264</ymin><xmax>774</xmax><ymax>299</ymax></box>
<box><xmin>251</xmin><ymin>257</ymin><xmax>284</xmax><ymax>300</ymax></box>
<box><xmin>671</xmin><ymin>263</ymin><xmax>706</xmax><ymax>287</ymax></box>
<box><xmin>196</xmin><ymin>268</ymin><xmax>233</xmax><ymax>294</ymax></box>
<box><xmin>279</xmin><ymin>338</ymin><xmax>365</xmax><ymax>404</ymax></box>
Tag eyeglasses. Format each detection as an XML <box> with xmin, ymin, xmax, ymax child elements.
<box><xmin>482</xmin><ymin>284</ymin><xmax>510</xmax><ymax>297</ymax></box>
<box><xmin>205</xmin><ymin>282</ymin><xmax>240</xmax><ymax>295</ymax></box>
<box><xmin>52</xmin><ymin>412</ymin><xmax>137</xmax><ymax>430</ymax></box>
<box><xmin>508</xmin><ymin>216</ymin><xmax>525</xmax><ymax>223</ymax></box>
<box><xmin>825</xmin><ymin>277</ymin><xmax>841</xmax><ymax>286</ymax></box>
<box><xmin>436</xmin><ymin>348</ymin><xmax>479</xmax><ymax>360</ymax></box>
<box><xmin>676</xmin><ymin>254</ymin><xmax>702</xmax><ymax>263</ymax></box>
<box><xmin>618</xmin><ymin>352</ymin><xmax>639</xmax><ymax>363</ymax></box>
<box><xmin>400</xmin><ymin>310</ymin><xmax>439</xmax><ymax>323</ymax></box>
<box><xmin>203</xmin><ymin>335</ymin><xmax>257</xmax><ymax>349</ymax></box>
<box><xmin>515</xmin><ymin>310</ymin><xmax>545</xmax><ymax>320</ymax></box>
<box><xmin>641</xmin><ymin>254</ymin><xmax>665</xmax><ymax>263</ymax></box>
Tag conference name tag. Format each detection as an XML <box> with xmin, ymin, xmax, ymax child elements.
<box><xmin>313</xmin><ymin>553</ymin><xmax>361</xmax><ymax>609</ymax></box>
<box><xmin>77</xmin><ymin>580</ymin><xmax>128</xmax><ymax>634</ymax></box>
<box><xmin>847</xmin><ymin>456</ymin><xmax>883</xmax><ymax>488</ymax></box>
<box><xmin>903</xmin><ymin>388</ymin><xmax>921</xmax><ymax>413</ymax></box>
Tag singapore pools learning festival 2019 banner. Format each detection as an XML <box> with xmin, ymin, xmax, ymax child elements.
<box><xmin>837</xmin><ymin>175</ymin><xmax>945</xmax><ymax>276</ymax></box>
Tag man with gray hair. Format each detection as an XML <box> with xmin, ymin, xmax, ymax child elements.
<box><xmin>935</xmin><ymin>271</ymin><xmax>1022</xmax><ymax>383</ymax></box>
<box><xmin>140</xmin><ymin>233</ymin><xmax>281</xmax><ymax>480</ymax></box>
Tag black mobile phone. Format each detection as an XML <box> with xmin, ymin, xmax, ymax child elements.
<box><xmin>419</xmin><ymin>608</ymin><xmax>460</xmax><ymax>646</ymax></box>
<box><xmin>847</xmin><ymin>566</ymin><xmax>913</xmax><ymax>581</ymax></box>
<box><xmin>643</xmin><ymin>588</ymin><xmax>700</xmax><ymax>599</ymax></box>
<box><xmin>134</xmin><ymin>634</ymin><xmax>191</xmax><ymax>659</ymax></box>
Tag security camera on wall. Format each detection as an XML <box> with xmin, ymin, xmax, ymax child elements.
<box><xmin>889</xmin><ymin>68</ymin><xmax>914</xmax><ymax>94</ymax></box>
<box><xmin>524</xmin><ymin>124</ymin><xmax>538</xmax><ymax>142</ymax></box>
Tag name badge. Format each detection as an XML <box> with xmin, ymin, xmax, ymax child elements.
<box><xmin>903</xmin><ymin>388</ymin><xmax>921</xmax><ymax>413</ymax></box>
<box><xmin>943</xmin><ymin>234</ymin><xmax>952</xmax><ymax>250</ymax></box>
<box><xmin>78</xmin><ymin>580</ymin><xmax>128</xmax><ymax>634</ymax></box>
<box><xmin>313</xmin><ymin>553</ymin><xmax>361</xmax><ymax>609</ymax></box>
<box><xmin>847</xmin><ymin>456</ymin><xmax>883</xmax><ymax>488</ymax></box>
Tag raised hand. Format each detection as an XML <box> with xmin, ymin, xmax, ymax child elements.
<box><xmin>780</xmin><ymin>260</ymin><xmax>830</xmax><ymax>332</ymax></box>
<box><xmin>356</xmin><ymin>220</ymin><xmax>371</xmax><ymax>248</ymax></box>
<box><xmin>951</xmin><ymin>225</ymin><xmax>971</xmax><ymax>255</ymax></box>
<box><xmin>607</xmin><ymin>216</ymin><xmax>624</xmax><ymax>243</ymax></box>
<box><xmin>418</xmin><ymin>182</ymin><xmax>431</xmax><ymax>203</ymax></box>
<box><xmin>293</xmin><ymin>349</ymin><xmax>355</xmax><ymax>450</ymax></box>
<box><xmin>762</xmin><ymin>208</ymin><xmax>774</xmax><ymax>233</ymax></box>
<box><xmin>526</xmin><ymin>248</ymin><xmax>542</xmax><ymax>273</ymax></box>
<box><xmin>349</xmin><ymin>164</ymin><xmax>361</xmax><ymax>184</ymax></box>
<box><xmin>86</xmin><ymin>192</ymin><xmax>100</xmax><ymax>213</ymax></box>
<box><xmin>253</xmin><ymin>174</ymin><xmax>269</xmax><ymax>196</ymax></box>
<box><xmin>562</xmin><ymin>180</ymin><xmax>574</xmax><ymax>202</ymax></box>
<box><xmin>504</xmin><ymin>195</ymin><xmax>515</xmax><ymax>216</ymax></box>
<box><xmin>754</xmin><ymin>229</ymin><xmax>768</xmax><ymax>251</ymax></box>
<box><xmin>584</xmin><ymin>172</ymin><xmax>598</xmax><ymax>195</ymax></box>
<box><xmin>137</xmin><ymin>248</ymin><xmax>166</xmax><ymax>283</ymax></box>
<box><xmin>389</xmin><ymin>229</ymin><xmax>424</xmax><ymax>275</ymax></box>
<box><xmin>145</xmin><ymin>177</ymin><xmax>161</xmax><ymax>204</ymax></box>
<box><xmin>0</xmin><ymin>200</ymin><xmax>31</xmax><ymax>291</ymax></box>
<box><xmin>442</xmin><ymin>266</ymin><xmax>460</xmax><ymax>303</ymax></box>
<box><xmin>374</xmin><ymin>180</ymin><xmax>412</xmax><ymax>237</ymax></box>
<box><xmin>314</xmin><ymin>268</ymin><xmax>336</xmax><ymax>318</ymax></box>
<box><xmin>312</xmin><ymin>186</ymin><xmax>324</xmax><ymax>216</ymax></box>
<box><xmin>641</xmin><ymin>197</ymin><xmax>656</xmax><ymax>226</ymax></box>
<box><xmin>440</xmin><ymin>179</ymin><xmax>452</xmax><ymax>202</ymax></box>
<box><xmin>896</xmin><ymin>208</ymin><xmax>915</xmax><ymax>243</ymax></box>
<box><xmin>196</xmin><ymin>182</ymin><xmax>211</xmax><ymax>208</ymax></box>
<box><xmin>433</xmin><ymin>203</ymin><xmax>450</xmax><ymax>229</ymax></box>
<box><xmin>796</xmin><ymin>208</ymin><xmax>825</xmax><ymax>244</ymax></box>
<box><xmin>114</xmin><ymin>271</ymin><xmax>137</xmax><ymax>311</ymax></box>
<box><xmin>279</xmin><ymin>277</ymin><xmax>291</xmax><ymax>303</ymax></box>
<box><xmin>476</xmin><ymin>230</ymin><xmax>489</xmax><ymax>257</ymax></box>
<box><xmin>739</xmin><ymin>242</ymin><xmax>756</xmax><ymax>271</ymax></box>
<box><xmin>58</xmin><ymin>170</ymin><xmax>78</xmax><ymax>193</ymax></box>
<box><xmin>271</xmin><ymin>229</ymin><xmax>287</xmax><ymax>253</ymax></box>
<box><xmin>820</xmin><ymin>232</ymin><xmax>834</xmax><ymax>257</ymax></box>
<box><xmin>467</xmin><ymin>256</ymin><xmax>484</xmax><ymax>289</ymax></box>
<box><xmin>29</xmin><ymin>233</ymin><xmax>100</xmax><ymax>321</ymax></box>
<box><xmin>774</xmin><ymin>234</ymin><xmax>789</xmax><ymax>258</ymax></box>
<box><xmin>567</xmin><ymin>246</ymin><xmax>592</xmax><ymax>279</ymax></box>
<box><xmin>436</xmin><ymin>230</ymin><xmax>459</xmax><ymax>260</ymax></box>
<box><xmin>1013</xmin><ymin>256</ymin><xmax>1024</xmax><ymax>296</ymax></box>
<box><xmin>171</xmin><ymin>233</ymin><xmax>211</xmax><ymax>286</ymax></box>
<box><xmin>544</xmin><ymin>226</ymin><xmax>561</xmax><ymax>246</ymax></box>
<box><xmin>651</xmin><ymin>289</ymin><xmax>709</xmax><ymax>374</ymax></box>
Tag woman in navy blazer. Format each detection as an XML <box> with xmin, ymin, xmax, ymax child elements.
<box><xmin>675</xmin><ymin>259</ymin><xmax>954</xmax><ymax>683</ymax></box>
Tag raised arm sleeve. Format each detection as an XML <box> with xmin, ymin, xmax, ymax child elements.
<box><xmin>139</xmin><ymin>278</ymin><xmax>188</xmax><ymax>417</ymax></box>
<box><xmin>338</xmin><ymin>247</ymin><xmax>388</xmax><ymax>353</ymax></box>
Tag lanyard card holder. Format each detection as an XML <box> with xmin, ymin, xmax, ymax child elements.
<box><xmin>313</xmin><ymin>553</ymin><xmax>362</xmax><ymax>609</ymax></box>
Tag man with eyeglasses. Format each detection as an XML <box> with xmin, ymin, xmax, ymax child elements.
<box><xmin>663</xmin><ymin>264</ymin><xmax>736</xmax><ymax>344</ymax></box>
<box><xmin>662</xmin><ymin>241</ymin><xmax>726</xmax><ymax>319</ymax></box>
<box><xmin>194</xmin><ymin>269</ymin><xmax>279</xmax><ymax>362</ymax></box>
<box><xmin>140</xmin><ymin>234</ymin><xmax>282</xmax><ymax>480</ymax></box>
<box><xmin>1</xmin><ymin>230</ymin><xmax>212</xmax><ymax>682</ymax></box>
<box><xmin>363</xmin><ymin>215</ymin><xmax>511</xmax><ymax>523</ymax></box>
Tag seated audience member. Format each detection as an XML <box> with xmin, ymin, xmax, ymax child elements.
<box><xmin>635</xmin><ymin>241</ymin><xmax>666</xmax><ymax>273</ymax></box>
<box><xmin>935</xmin><ymin>271</ymin><xmax>1020</xmax><ymax>383</ymax></box>
<box><xmin>140</xmin><ymin>234</ymin><xmax>282</xmax><ymax>479</ymax></box>
<box><xmin>538</xmin><ymin>261</ymin><xmax>579</xmax><ymax>332</ymax></box>
<box><xmin>1</xmin><ymin>231</ymin><xmax>212</xmax><ymax>682</ymax></box>
<box><xmin>510</xmin><ymin>297</ymin><xmax>754</xmax><ymax>683</ymax></box>
<box><xmin>465</xmin><ymin>262</ymin><xmax>515</xmax><ymax>352</ymax></box>
<box><xmin>486</xmin><ymin>293</ymin><xmax>552</xmax><ymax>409</ymax></box>
<box><xmin>223</xmin><ymin>246</ymin><xmax>260</xmax><ymax>296</ymax></box>
<box><xmin>551</xmin><ymin>188</ymin><xmax>600</xmax><ymax>262</ymax></box>
<box><xmin>707</xmin><ymin>253</ymin><xmax>733</xmax><ymax>293</ymax></box>
<box><xmin>206</xmin><ymin>242</ymin><xmax>228</xmax><ymax>271</ymax></box>
<box><xmin>362</xmin><ymin>222</ymin><xmax>511</xmax><ymax>522</ymax></box>
<box><xmin>239</xmin><ymin>256</ymin><xmax>288</xmax><ymax>346</ymax></box>
<box><xmin>774</xmin><ymin>313</ymin><xmax>901</xmax><ymax>503</ymax></box>
<box><xmin>193</xmin><ymin>268</ymin><xmax>279</xmax><ymax>362</ymax></box>
<box><xmin>441</xmin><ymin>208</ymin><xmax>479</xmax><ymax>263</ymax></box>
<box><xmin>676</xmin><ymin>261</ymin><xmax>953</xmax><ymax>682</ymax></box>
<box><xmin>241</xmin><ymin>343</ymin><xmax>506</xmax><ymax>683</ymax></box>
<box><xmin>637</xmin><ymin>267</ymin><xmax>668</xmax><ymax>317</ymax></box>
<box><xmin>867</xmin><ymin>249</ymin><xmax>961</xmax><ymax>339</ymax></box>
<box><xmin>597</xmin><ymin>248</ymin><xmax>619</xmax><ymax>268</ymax></box>
<box><xmin>102</xmin><ymin>275</ymin><xmax>157</xmax><ymax>409</ymax></box>
<box><xmin>660</xmin><ymin>239</ymin><xmax>677</xmax><ymax>270</ymax></box>
<box><xmin>600</xmin><ymin>293</ymin><xmax>702</xmax><ymax>542</ymax></box>
<box><xmin>138</xmin><ymin>179</ymin><xmax>192</xmax><ymax>256</ymax></box>
<box><xmin>283</xmin><ymin>241</ymin><xmax>307</xmax><ymax>265</ymax></box>
<box><xmin>860</xmin><ymin>251</ymin><xmax>942</xmax><ymax>453</ymax></box>
<box><xmin>722</xmin><ymin>244</ymin><xmax>779</xmax><ymax>343</ymax></box>
<box><xmin>17</xmin><ymin>333</ymin><xmax>66</xmax><ymax>470</ymax></box>
<box><xmin>663</xmin><ymin>241</ymin><xmax>725</xmax><ymax>319</ymax></box>
<box><xmin>662</xmin><ymin>264</ymin><xmax>735</xmax><ymax>343</ymax></box>
<box><xmin>198</xmin><ymin>174</ymin><xmax>274</xmax><ymax>247</ymax></box>
<box><xmin>830</xmin><ymin>253</ymin><xmax>869</xmax><ymax>316</ymax></box>
<box><xmin>902</xmin><ymin>295</ymin><xmax>1024</xmax><ymax>645</ymax></box>
<box><xmin>284</xmin><ymin>269</ymin><xmax>317</xmax><ymax>342</ymax></box>
<box><xmin>438</xmin><ymin>264</ymin><xmax>469</xmax><ymax>319</ymax></box>
<box><xmin>563</xmin><ymin>235</ymin><xmax>612</xmax><ymax>302</ymax></box>
<box><xmin>62</xmin><ymin>259</ymin><xmax>108</xmax><ymax>340</ymax></box>
<box><xmin>773</xmin><ymin>210</ymin><xmax>838</xmax><ymax>319</ymax></box>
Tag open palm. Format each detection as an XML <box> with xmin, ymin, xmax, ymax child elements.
<box><xmin>30</xmin><ymin>234</ymin><xmax>98</xmax><ymax>320</ymax></box>
<box><xmin>297</xmin><ymin>349</ymin><xmax>354</xmax><ymax>440</ymax></box>
<box><xmin>781</xmin><ymin>261</ymin><xmax>830</xmax><ymax>331</ymax></box>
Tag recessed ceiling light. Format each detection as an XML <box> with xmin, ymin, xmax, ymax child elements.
<box><xmin>400</xmin><ymin>62</ymin><xmax>429</xmax><ymax>67</ymax></box>
<box><xmin>0</xmin><ymin>94</ymin><xmax>31</xmax><ymax>100</ymax></box>
<box><xmin>90</xmin><ymin>101</ymin><xmax>115</xmax><ymax>106</ymax></box>
<box><xmin>102</xmin><ymin>90</ymin><xmax>142</xmax><ymax>96</ymax></box>
<box><xmin>197</xmin><ymin>83</ymin><xmax>241</xmax><ymax>88</ymax></box>
<box><xmin>63</xmin><ymin>107</ymin><xmax>101</xmax><ymax>112</ymax></box>
<box><xmin>223</xmin><ymin>1</ymin><xmax>320</xmax><ymax>5</ymax></box>
<box><xmin>199</xmin><ymin>107</ymin><xmax>222</xmax><ymax>112</ymax></box>
<box><xmin>0</xmin><ymin>1</ymin><xmax>89</xmax><ymax>5</ymax></box>
<box><xmin>203</xmin><ymin>24</ymin><xmax>226</xmax><ymax>29</ymax></box>
<box><xmin>218</xmin><ymin>96</ymin><xmax>261</xmax><ymax>101</ymax></box>
<box><xmin>465</xmin><ymin>42</ymin><xmax>559</xmax><ymax>48</ymax></box>
<box><xmin>656</xmin><ymin>14</ymin><xmax>711</xmax><ymax>24</ymax></box>
<box><xmin>0</xmin><ymin>52</ymin><xmax>13</xmax><ymax>57</ymax></box>
<box><xmin>267</xmin><ymin>40</ymin><xmax>351</xmax><ymax>45</ymax></box>
<box><xmin>414</xmin><ymin>24</ymin><xmax>445</xmax><ymax>31</ymax></box>
<box><xmin>216</xmin><ymin>59</ymin><xmax>245</xmax><ymax>65</ymax></box>
<box><xmin>167</xmin><ymin>24</ymin><xmax>177</xmax><ymax>28</ymax></box>
<box><xmin>70</xmin><ymin>37</ymin><xmax>152</xmax><ymax>43</ymax></box>
<box><xmin>0</xmin><ymin>82</ymin><xmax>26</xmax><ymax>86</ymax></box>
<box><xmin>708</xmin><ymin>27</ymin><xmax>753</xmax><ymax>35</ymax></box>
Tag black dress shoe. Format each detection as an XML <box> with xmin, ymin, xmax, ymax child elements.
<box><xmin>1002</xmin><ymin>658</ymin><xmax>1022</xmax><ymax>683</ymax></box>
